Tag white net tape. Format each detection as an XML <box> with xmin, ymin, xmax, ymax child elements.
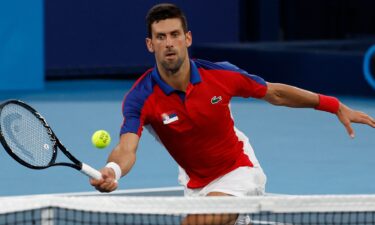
<box><xmin>1</xmin><ymin>194</ymin><xmax>375</xmax><ymax>215</ymax></box>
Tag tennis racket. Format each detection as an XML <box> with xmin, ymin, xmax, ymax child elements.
<box><xmin>0</xmin><ymin>99</ymin><xmax>102</xmax><ymax>180</ymax></box>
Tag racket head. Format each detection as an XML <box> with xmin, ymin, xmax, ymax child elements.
<box><xmin>0</xmin><ymin>100</ymin><xmax>57</xmax><ymax>169</ymax></box>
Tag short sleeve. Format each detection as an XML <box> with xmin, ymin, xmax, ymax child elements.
<box><xmin>216</xmin><ymin>61</ymin><xmax>268</xmax><ymax>98</ymax></box>
<box><xmin>120</xmin><ymin>71</ymin><xmax>154</xmax><ymax>136</ymax></box>
<box><xmin>120</xmin><ymin>92</ymin><xmax>146</xmax><ymax>137</ymax></box>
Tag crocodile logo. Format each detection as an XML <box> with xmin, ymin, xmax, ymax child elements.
<box><xmin>211</xmin><ymin>96</ymin><xmax>222</xmax><ymax>104</ymax></box>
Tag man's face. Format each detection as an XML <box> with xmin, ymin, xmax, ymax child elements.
<box><xmin>146</xmin><ymin>18</ymin><xmax>192</xmax><ymax>74</ymax></box>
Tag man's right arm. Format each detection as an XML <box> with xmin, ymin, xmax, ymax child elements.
<box><xmin>90</xmin><ymin>132</ymin><xmax>140</xmax><ymax>192</ymax></box>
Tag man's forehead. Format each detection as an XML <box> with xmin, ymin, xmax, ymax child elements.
<box><xmin>151</xmin><ymin>18</ymin><xmax>183</xmax><ymax>33</ymax></box>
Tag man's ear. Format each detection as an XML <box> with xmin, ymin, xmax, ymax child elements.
<box><xmin>185</xmin><ymin>31</ymin><xmax>192</xmax><ymax>48</ymax></box>
<box><xmin>145</xmin><ymin>38</ymin><xmax>154</xmax><ymax>53</ymax></box>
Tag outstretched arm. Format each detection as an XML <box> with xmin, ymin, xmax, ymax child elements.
<box><xmin>90</xmin><ymin>132</ymin><xmax>139</xmax><ymax>192</ymax></box>
<box><xmin>263</xmin><ymin>82</ymin><xmax>375</xmax><ymax>138</ymax></box>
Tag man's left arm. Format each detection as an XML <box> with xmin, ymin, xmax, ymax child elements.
<box><xmin>263</xmin><ymin>82</ymin><xmax>375</xmax><ymax>138</ymax></box>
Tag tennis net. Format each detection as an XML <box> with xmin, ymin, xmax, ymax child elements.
<box><xmin>1</xmin><ymin>194</ymin><xmax>375</xmax><ymax>225</ymax></box>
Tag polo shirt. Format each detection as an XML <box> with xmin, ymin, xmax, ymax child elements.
<box><xmin>121</xmin><ymin>59</ymin><xmax>267</xmax><ymax>188</ymax></box>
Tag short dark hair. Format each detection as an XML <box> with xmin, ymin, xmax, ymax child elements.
<box><xmin>146</xmin><ymin>3</ymin><xmax>188</xmax><ymax>38</ymax></box>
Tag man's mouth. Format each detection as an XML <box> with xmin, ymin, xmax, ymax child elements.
<box><xmin>165</xmin><ymin>51</ymin><xmax>176</xmax><ymax>59</ymax></box>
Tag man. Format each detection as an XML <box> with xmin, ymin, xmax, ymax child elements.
<box><xmin>90</xmin><ymin>3</ymin><xmax>375</xmax><ymax>225</ymax></box>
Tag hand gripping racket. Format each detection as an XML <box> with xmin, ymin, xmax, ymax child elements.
<box><xmin>0</xmin><ymin>99</ymin><xmax>102</xmax><ymax>180</ymax></box>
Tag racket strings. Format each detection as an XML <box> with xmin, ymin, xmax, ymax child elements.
<box><xmin>0</xmin><ymin>104</ymin><xmax>54</xmax><ymax>167</ymax></box>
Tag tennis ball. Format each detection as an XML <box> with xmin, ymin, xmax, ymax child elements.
<box><xmin>91</xmin><ymin>130</ymin><xmax>111</xmax><ymax>149</ymax></box>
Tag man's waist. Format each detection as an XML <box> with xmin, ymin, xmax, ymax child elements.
<box><xmin>185</xmin><ymin>153</ymin><xmax>253</xmax><ymax>189</ymax></box>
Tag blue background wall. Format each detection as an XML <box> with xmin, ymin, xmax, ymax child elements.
<box><xmin>0</xmin><ymin>0</ymin><xmax>44</xmax><ymax>90</ymax></box>
<box><xmin>193</xmin><ymin>40</ymin><xmax>375</xmax><ymax>96</ymax></box>
<box><xmin>1</xmin><ymin>0</ymin><xmax>374</xmax><ymax>94</ymax></box>
<box><xmin>45</xmin><ymin>0</ymin><xmax>240</xmax><ymax>77</ymax></box>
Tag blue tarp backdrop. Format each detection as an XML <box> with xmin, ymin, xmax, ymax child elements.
<box><xmin>0</xmin><ymin>0</ymin><xmax>44</xmax><ymax>90</ymax></box>
<box><xmin>1</xmin><ymin>0</ymin><xmax>374</xmax><ymax>95</ymax></box>
<box><xmin>45</xmin><ymin>0</ymin><xmax>240</xmax><ymax>77</ymax></box>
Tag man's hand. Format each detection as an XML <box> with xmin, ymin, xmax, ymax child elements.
<box><xmin>336</xmin><ymin>103</ymin><xmax>375</xmax><ymax>138</ymax></box>
<box><xmin>90</xmin><ymin>167</ymin><xmax>118</xmax><ymax>193</ymax></box>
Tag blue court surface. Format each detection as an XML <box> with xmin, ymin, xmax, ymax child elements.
<box><xmin>0</xmin><ymin>80</ymin><xmax>374</xmax><ymax>196</ymax></box>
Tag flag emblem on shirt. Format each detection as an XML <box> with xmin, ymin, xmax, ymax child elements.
<box><xmin>211</xmin><ymin>96</ymin><xmax>222</xmax><ymax>104</ymax></box>
<box><xmin>162</xmin><ymin>112</ymin><xmax>179</xmax><ymax>125</ymax></box>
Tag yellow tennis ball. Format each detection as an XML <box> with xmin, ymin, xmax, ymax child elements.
<box><xmin>91</xmin><ymin>130</ymin><xmax>111</xmax><ymax>149</ymax></box>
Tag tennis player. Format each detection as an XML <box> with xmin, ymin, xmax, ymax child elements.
<box><xmin>90</xmin><ymin>3</ymin><xmax>375</xmax><ymax>225</ymax></box>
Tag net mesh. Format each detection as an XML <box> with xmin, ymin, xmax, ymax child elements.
<box><xmin>1</xmin><ymin>194</ymin><xmax>375</xmax><ymax>225</ymax></box>
<box><xmin>0</xmin><ymin>103</ymin><xmax>54</xmax><ymax>167</ymax></box>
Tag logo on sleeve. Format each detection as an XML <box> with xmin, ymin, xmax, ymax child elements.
<box><xmin>161</xmin><ymin>112</ymin><xmax>179</xmax><ymax>124</ymax></box>
<box><xmin>211</xmin><ymin>96</ymin><xmax>222</xmax><ymax>104</ymax></box>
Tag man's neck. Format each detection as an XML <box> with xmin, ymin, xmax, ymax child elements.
<box><xmin>158</xmin><ymin>59</ymin><xmax>190</xmax><ymax>92</ymax></box>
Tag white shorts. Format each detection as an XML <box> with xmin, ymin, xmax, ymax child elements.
<box><xmin>180</xmin><ymin>166</ymin><xmax>267</xmax><ymax>197</ymax></box>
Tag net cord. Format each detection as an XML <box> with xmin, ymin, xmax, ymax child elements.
<box><xmin>1</xmin><ymin>195</ymin><xmax>375</xmax><ymax>215</ymax></box>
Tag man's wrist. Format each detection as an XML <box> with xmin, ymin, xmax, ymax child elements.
<box><xmin>314</xmin><ymin>94</ymin><xmax>340</xmax><ymax>114</ymax></box>
<box><xmin>105</xmin><ymin>162</ymin><xmax>122</xmax><ymax>181</ymax></box>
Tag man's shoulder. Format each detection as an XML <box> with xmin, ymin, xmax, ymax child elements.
<box><xmin>193</xmin><ymin>58</ymin><xmax>266</xmax><ymax>87</ymax></box>
<box><xmin>131</xmin><ymin>68</ymin><xmax>155</xmax><ymax>90</ymax></box>
<box><xmin>124</xmin><ymin>69</ymin><xmax>156</xmax><ymax>102</ymax></box>
<box><xmin>193</xmin><ymin>59</ymin><xmax>243</xmax><ymax>74</ymax></box>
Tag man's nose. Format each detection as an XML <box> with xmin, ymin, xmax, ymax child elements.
<box><xmin>166</xmin><ymin>36</ymin><xmax>173</xmax><ymax>47</ymax></box>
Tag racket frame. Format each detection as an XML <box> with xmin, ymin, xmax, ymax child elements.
<box><xmin>0</xmin><ymin>100</ymin><xmax>90</xmax><ymax>172</ymax></box>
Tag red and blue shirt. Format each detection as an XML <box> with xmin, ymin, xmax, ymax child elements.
<box><xmin>121</xmin><ymin>59</ymin><xmax>267</xmax><ymax>188</ymax></box>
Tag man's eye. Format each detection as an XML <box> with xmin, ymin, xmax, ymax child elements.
<box><xmin>157</xmin><ymin>35</ymin><xmax>165</xmax><ymax>40</ymax></box>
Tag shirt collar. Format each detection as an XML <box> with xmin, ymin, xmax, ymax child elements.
<box><xmin>151</xmin><ymin>59</ymin><xmax>201</xmax><ymax>95</ymax></box>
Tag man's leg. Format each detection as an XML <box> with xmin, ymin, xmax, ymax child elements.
<box><xmin>180</xmin><ymin>167</ymin><xmax>265</xmax><ymax>225</ymax></box>
<box><xmin>181</xmin><ymin>192</ymin><xmax>238</xmax><ymax>225</ymax></box>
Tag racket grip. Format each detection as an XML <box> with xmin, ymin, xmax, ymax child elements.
<box><xmin>81</xmin><ymin>163</ymin><xmax>102</xmax><ymax>180</ymax></box>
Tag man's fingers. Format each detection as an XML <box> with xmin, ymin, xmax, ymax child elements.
<box><xmin>344</xmin><ymin>120</ymin><xmax>355</xmax><ymax>138</ymax></box>
<box><xmin>355</xmin><ymin>114</ymin><xmax>375</xmax><ymax>128</ymax></box>
<box><xmin>89</xmin><ymin>167</ymin><xmax>118</xmax><ymax>192</ymax></box>
<box><xmin>90</xmin><ymin>176</ymin><xmax>104</xmax><ymax>186</ymax></box>
<box><xmin>354</xmin><ymin>111</ymin><xmax>375</xmax><ymax>127</ymax></box>
<box><xmin>96</xmin><ymin>178</ymin><xmax>118</xmax><ymax>192</ymax></box>
<box><xmin>364</xmin><ymin>116</ymin><xmax>375</xmax><ymax>128</ymax></box>
<box><xmin>344</xmin><ymin>111</ymin><xmax>375</xmax><ymax>138</ymax></box>
<box><xmin>366</xmin><ymin>115</ymin><xmax>375</xmax><ymax>127</ymax></box>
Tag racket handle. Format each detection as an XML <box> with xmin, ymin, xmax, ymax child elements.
<box><xmin>81</xmin><ymin>163</ymin><xmax>102</xmax><ymax>180</ymax></box>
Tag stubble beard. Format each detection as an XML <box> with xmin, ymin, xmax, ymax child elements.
<box><xmin>160</xmin><ymin>56</ymin><xmax>184</xmax><ymax>75</ymax></box>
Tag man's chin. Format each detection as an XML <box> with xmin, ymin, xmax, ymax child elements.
<box><xmin>167</xmin><ymin>66</ymin><xmax>180</xmax><ymax>74</ymax></box>
<box><xmin>162</xmin><ymin>62</ymin><xmax>181</xmax><ymax>73</ymax></box>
